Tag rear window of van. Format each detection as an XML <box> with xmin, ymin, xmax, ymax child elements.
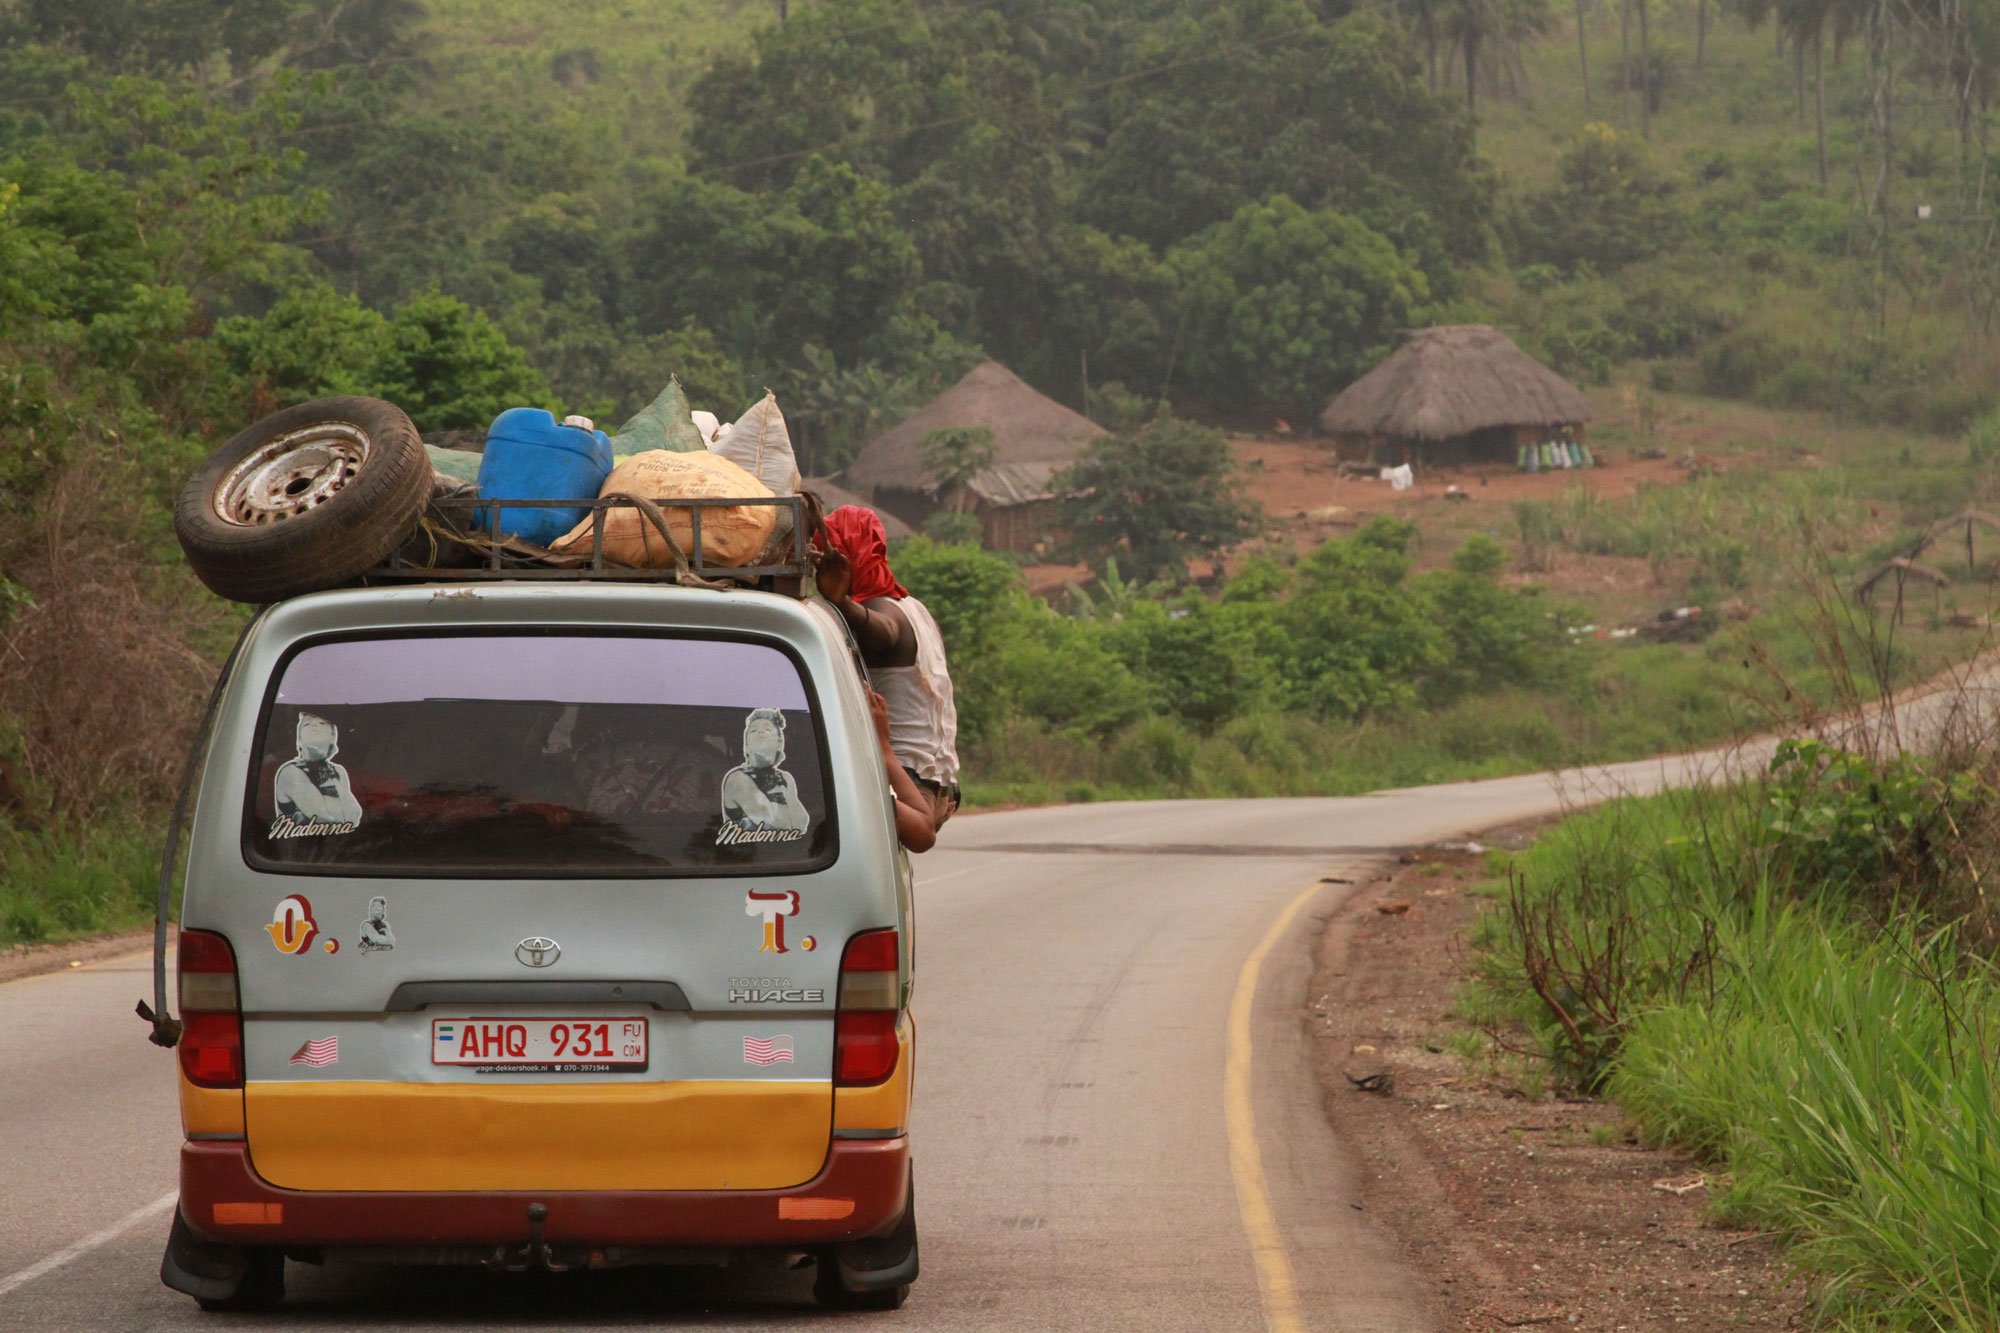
<box><xmin>244</xmin><ymin>633</ymin><xmax>835</xmax><ymax>876</ymax></box>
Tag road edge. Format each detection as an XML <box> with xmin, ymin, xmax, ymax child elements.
<box><xmin>0</xmin><ymin>927</ymin><xmax>155</xmax><ymax>986</ymax></box>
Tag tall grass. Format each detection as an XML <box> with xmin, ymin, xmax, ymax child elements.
<box><xmin>1476</xmin><ymin>695</ymin><xmax>2000</xmax><ymax>1328</ymax></box>
<box><xmin>1610</xmin><ymin>900</ymin><xmax>2000</xmax><ymax>1330</ymax></box>
<box><xmin>0</xmin><ymin>816</ymin><xmax>164</xmax><ymax>946</ymax></box>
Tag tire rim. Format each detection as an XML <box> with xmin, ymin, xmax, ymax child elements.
<box><xmin>214</xmin><ymin>423</ymin><xmax>372</xmax><ymax>526</ymax></box>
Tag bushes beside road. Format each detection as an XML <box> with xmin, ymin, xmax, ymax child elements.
<box><xmin>895</xmin><ymin>523</ymin><xmax>1868</xmax><ymax>808</ymax></box>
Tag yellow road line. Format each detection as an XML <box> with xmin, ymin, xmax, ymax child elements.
<box><xmin>1225</xmin><ymin>880</ymin><xmax>1323</xmax><ymax>1333</ymax></box>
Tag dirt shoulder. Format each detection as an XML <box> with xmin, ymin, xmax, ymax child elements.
<box><xmin>1309</xmin><ymin>836</ymin><xmax>1809</xmax><ymax>1332</ymax></box>
<box><xmin>0</xmin><ymin>926</ymin><xmax>155</xmax><ymax>985</ymax></box>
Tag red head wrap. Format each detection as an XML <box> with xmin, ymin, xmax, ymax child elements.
<box><xmin>823</xmin><ymin>505</ymin><xmax>908</xmax><ymax>600</ymax></box>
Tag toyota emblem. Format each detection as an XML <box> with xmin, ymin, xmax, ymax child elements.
<box><xmin>515</xmin><ymin>937</ymin><xmax>560</xmax><ymax>968</ymax></box>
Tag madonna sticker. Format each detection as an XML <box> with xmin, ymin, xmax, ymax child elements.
<box><xmin>270</xmin><ymin>712</ymin><xmax>361</xmax><ymax>839</ymax></box>
<box><xmin>358</xmin><ymin>896</ymin><xmax>395</xmax><ymax>952</ymax></box>
<box><xmin>717</xmin><ymin>708</ymin><xmax>809</xmax><ymax>844</ymax></box>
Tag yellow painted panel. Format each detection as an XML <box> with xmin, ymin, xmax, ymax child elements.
<box><xmin>834</xmin><ymin>1014</ymin><xmax>912</xmax><ymax>1134</ymax></box>
<box><xmin>180</xmin><ymin>1076</ymin><xmax>245</xmax><ymax>1138</ymax></box>
<box><xmin>245</xmin><ymin>1081</ymin><xmax>831</xmax><ymax>1191</ymax></box>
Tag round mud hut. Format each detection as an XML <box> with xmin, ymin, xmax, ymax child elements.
<box><xmin>1318</xmin><ymin>325</ymin><xmax>1595</xmax><ymax>466</ymax></box>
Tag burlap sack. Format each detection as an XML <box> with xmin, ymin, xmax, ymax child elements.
<box><xmin>552</xmin><ymin>450</ymin><xmax>776</xmax><ymax>568</ymax></box>
<box><xmin>612</xmin><ymin>379</ymin><xmax>705</xmax><ymax>454</ymax></box>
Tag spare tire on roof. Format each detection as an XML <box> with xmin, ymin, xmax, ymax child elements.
<box><xmin>174</xmin><ymin>396</ymin><xmax>430</xmax><ymax>603</ymax></box>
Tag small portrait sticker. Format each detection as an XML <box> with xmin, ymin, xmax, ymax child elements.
<box><xmin>270</xmin><ymin>712</ymin><xmax>361</xmax><ymax>840</ymax></box>
<box><xmin>717</xmin><ymin>708</ymin><xmax>809</xmax><ymax>845</ymax></box>
<box><xmin>358</xmin><ymin>896</ymin><xmax>395</xmax><ymax>952</ymax></box>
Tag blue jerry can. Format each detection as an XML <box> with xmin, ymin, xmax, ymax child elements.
<box><xmin>475</xmin><ymin>409</ymin><xmax>613</xmax><ymax>546</ymax></box>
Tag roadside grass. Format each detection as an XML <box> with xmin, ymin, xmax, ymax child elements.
<box><xmin>0</xmin><ymin>816</ymin><xmax>165</xmax><ymax>948</ymax></box>
<box><xmin>1465</xmin><ymin>734</ymin><xmax>2000</xmax><ymax>1328</ymax></box>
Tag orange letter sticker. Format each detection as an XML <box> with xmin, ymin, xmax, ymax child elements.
<box><xmin>745</xmin><ymin>889</ymin><xmax>800</xmax><ymax>954</ymax></box>
<box><xmin>266</xmin><ymin>894</ymin><xmax>319</xmax><ymax>955</ymax></box>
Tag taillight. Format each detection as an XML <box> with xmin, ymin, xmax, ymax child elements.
<box><xmin>177</xmin><ymin>929</ymin><xmax>243</xmax><ymax>1089</ymax></box>
<box><xmin>834</xmin><ymin>928</ymin><xmax>900</xmax><ymax>1086</ymax></box>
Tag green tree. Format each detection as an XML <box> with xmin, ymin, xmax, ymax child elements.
<box><xmin>1056</xmin><ymin>417</ymin><xmax>1263</xmax><ymax>584</ymax></box>
<box><xmin>3</xmin><ymin>0</ymin><xmax>304</xmax><ymax>72</ymax></box>
<box><xmin>1279</xmin><ymin>518</ymin><xmax>1447</xmax><ymax>718</ymax></box>
<box><xmin>990</xmin><ymin>609</ymin><xmax>1157</xmax><ymax>740</ymax></box>
<box><xmin>1103</xmin><ymin>599</ymin><xmax>1273</xmax><ymax>733</ymax></box>
<box><xmin>626</xmin><ymin>157</ymin><xmax>922</xmax><ymax>383</ymax></box>
<box><xmin>1082</xmin><ymin>6</ymin><xmax>1491</xmax><ymax>281</ymax></box>
<box><xmin>1169</xmin><ymin>196</ymin><xmax>1431</xmax><ymax>418</ymax></box>
<box><xmin>214</xmin><ymin>283</ymin><xmax>389</xmax><ymax>410</ymax></box>
<box><xmin>1515</xmin><ymin>123</ymin><xmax>1683</xmax><ymax>275</ymax></box>
<box><xmin>368</xmin><ymin>291</ymin><xmax>553</xmax><ymax>431</ymax></box>
<box><xmin>1414</xmin><ymin>534</ymin><xmax>1560</xmax><ymax>702</ymax></box>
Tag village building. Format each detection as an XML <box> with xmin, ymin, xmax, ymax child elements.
<box><xmin>1318</xmin><ymin>325</ymin><xmax>1596</xmax><ymax>466</ymax></box>
<box><xmin>802</xmin><ymin>477</ymin><xmax>914</xmax><ymax>539</ymax></box>
<box><xmin>842</xmin><ymin>361</ymin><xmax>1104</xmax><ymax>552</ymax></box>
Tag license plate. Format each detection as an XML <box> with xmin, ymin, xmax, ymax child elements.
<box><xmin>431</xmin><ymin>1018</ymin><xmax>648</xmax><ymax>1073</ymax></box>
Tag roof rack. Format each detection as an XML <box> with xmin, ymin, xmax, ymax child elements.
<box><xmin>363</xmin><ymin>493</ymin><xmax>816</xmax><ymax>595</ymax></box>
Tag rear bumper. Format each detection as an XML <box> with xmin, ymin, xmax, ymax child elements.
<box><xmin>179</xmin><ymin>1137</ymin><xmax>909</xmax><ymax>1250</ymax></box>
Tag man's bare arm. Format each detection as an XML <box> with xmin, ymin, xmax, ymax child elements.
<box><xmin>868</xmin><ymin>689</ymin><xmax>935</xmax><ymax>852</ymax></box>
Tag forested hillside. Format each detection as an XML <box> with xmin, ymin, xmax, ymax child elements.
<box><xmin>0</xmin><ymin>0</ymin><xmax>1996</xmax><ymax>934</ymax></box>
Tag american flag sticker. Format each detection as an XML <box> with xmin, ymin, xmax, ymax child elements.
<box><xmin>288</xmin><ymin>1036</ymin><xmax>338</xmax><ymax>1067</ymax></box>
<box><xmin>743</xmin><ymin>1035</ymin><xmax>794</xmax><ymax>1066</ymax></box>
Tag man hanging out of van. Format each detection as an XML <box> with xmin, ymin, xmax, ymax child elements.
<box><xmin>816</xmin><ymin>507</ymin><xmax>961</xmax><ymax>833</ymax></box>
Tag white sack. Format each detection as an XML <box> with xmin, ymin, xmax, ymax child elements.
<box><xmin>711</xmin><ymin>392</ymin><xmax>800</xmax><ymax>497</ymax></box>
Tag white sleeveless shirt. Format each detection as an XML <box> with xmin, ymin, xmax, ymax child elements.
<box><xmin>875</xmin><ymin>595</ymin><xmax>959</xmax><ymax>786</ymax></box>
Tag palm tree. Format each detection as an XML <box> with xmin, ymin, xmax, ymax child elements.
<box><xmin>1577</xmin><ymin>0</ymin><xmax>1594</xmax><ymax>107</ymax></box>
<box><xmin>1637</xmin><ymin>0</ymin><xmax>1653</xmax><ymax>137</ymax></box>
<box><xmin>1443</xmin><ymin>0</ymin><xmax>1554</xmax><ymax>113</ymax></box>
<box><xmin>1777</xmin><ymin>0</ymin><xmax>1864</xmax><ymax>189</ymax></box>
<box><xmin>1390</xmin><ymin>0</ymin><xmax>1448</xmax><ymax>91</ymax></box>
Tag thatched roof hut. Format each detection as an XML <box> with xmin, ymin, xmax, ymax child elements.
<box><xmin>803</xmin><ymin>477</ymin><xmax>913</xmax><ymax>540</ymax></box>
<box><xmin>1319</xmin><ymin>325</ymin><xmax>1595</xmax><ymax>464</ymax></box>
<box><xmin>844</xmin><ymin>360</ymin><xmax>1105</xmax><ymax>551</ymax></box>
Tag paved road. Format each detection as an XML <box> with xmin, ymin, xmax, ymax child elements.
<box><xmin>0</xmin><ymin>749</ymin><xmax>1742</xmax><ymax>1332</ymax></box>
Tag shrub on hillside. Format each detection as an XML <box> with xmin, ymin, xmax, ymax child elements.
<box><xmin>1513</xmin><ymin>124</ymin><xmax>1683</xmax><ymax>277</ymax></box>
<box><xmin>1968</xmin><ymin>406</ymin><xmax>2000</xmax><ymax>466</ymax></box>
<box><xmin>367</xmin><ymin>291</ymin><xmax>555</xmax><ymax>430</ymax></box>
